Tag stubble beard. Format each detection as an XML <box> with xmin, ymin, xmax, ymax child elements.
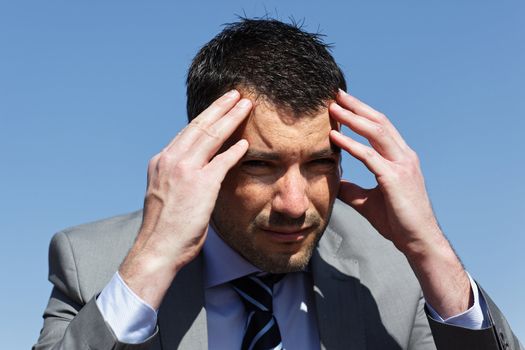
<box><xmin>212</xmin><ymin>210</ymin><xmax>329</xmax><ymax>274</ymax></box>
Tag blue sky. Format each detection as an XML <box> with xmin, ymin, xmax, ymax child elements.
<box><xmin>1</xmin><ymin>1</ymin><xmax>523</xmax><ymax>347</ymax></box>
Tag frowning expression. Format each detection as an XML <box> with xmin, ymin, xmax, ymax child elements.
<box><xmin>212</xmin><ymin>100</ymin><xmax>341</xmax><ymax>273</ymax></box>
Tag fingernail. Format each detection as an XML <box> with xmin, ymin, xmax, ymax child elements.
<box><xmin>225</xmin><ymin>89</ymin><xmax>239</xmax><ymax>98</ymax></box>
<box><xmin>237</xmin><ymin>98</ymin><xmax>251</xmax><ymax>108</ymax></box>
<box><xmin>338</xmin><ymin>88</ymin><xmax>347</xmax><ymax>95</ymax></box>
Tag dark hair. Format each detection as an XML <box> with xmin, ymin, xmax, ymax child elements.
<box><xmin>186</xmin><ymin>18</ymin><xmax>346</xmax><ymax>121</ymax></box>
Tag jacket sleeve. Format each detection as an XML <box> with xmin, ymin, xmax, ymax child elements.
<box><xmin>426</xmin><ymin>286</ymin><xmax>523</xmax><ymax>350</ymax></box>
<box><xmin>32</xmin><ymin>231</ymin><xmax>158</xmax><ymax>350</ymax></box>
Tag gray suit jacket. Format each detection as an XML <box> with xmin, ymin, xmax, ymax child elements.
<box><xmin>34</xmin><ymin>200</ymin><xmax>522</xmax><ymax>350</ymax></box>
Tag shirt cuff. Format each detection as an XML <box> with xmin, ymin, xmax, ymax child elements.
<box><xmin>426</xmin><ymin>272</ymin><xmax>491</xmax><ymax>329</ymax></box>
<box><xmin>95</xmin><ymin>271</ymin><xmax>158</xmax><ymax>344</ymax></box>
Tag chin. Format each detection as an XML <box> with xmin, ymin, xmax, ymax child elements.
<box><xmin>244</xmin><ymin>228</ymin><xmax>324</xmax><ymax>273</ymax></box>
<box><xmin>247</xmin><ymin>245</ymin><xmax>314</xmax><ymax>274</ymax></box>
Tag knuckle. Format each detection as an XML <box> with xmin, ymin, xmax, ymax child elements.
<box><xmin>189</xmin><ymin>122</ymin><xmax>220</xmax><ymax>140</ymax></box>
<box><xmin>157</xmin><ymin>152</ymin><xmax>176</xmax><ymax>171</ymax></box>
<box><xmin>364</xmin><ymin>148</ymin><xmax>376</xmax><ymax>159</ymax></box>
<box><xmin>172</xmin><ymin>165</ymin><xmax>189</xmax><ymax>180</ymax></box>
<box><xmin>205</xmin><ymin>126</ymin><xmax>221</xmax><ymax>140</ymax></box>
<box><xmin>148</xmin><ymin>154</ymin><xmax>160</xmax><ymax>170</ymax></box>
<box><xmin>374</xmin><ymin>125</ymin><xmax>386</xmax><ymax>137</ymax></box>
<box><xmin>408</xmin><ymin>148</ymin><xmax>418</xmax><ymax>158</ymax></box>
<box><xmin>400</xmin><ymin>149</ymin><xmax>419</xmax><ymax>166</ymax></box>
<box><xmin>376</xmin><ymin>112</ymin><xmax>388</xmax><ymax>122</ymax></box>
<box><xmin>189</xmin><ymin>118</ymin><xmax>204</xmax><ymax>128</ymax></box>
<box><xmin>408</xmin><ymin>149</ymin><xmax>420</xmax><ymax>163</ymax></box>
<box><xmin>174</xmin><ymin>159</ymin><xmax>192</xmax><ymax>173</ymax></box>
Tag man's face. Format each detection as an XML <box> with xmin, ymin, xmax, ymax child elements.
<box><xmin>212</xmin><ymin>100</ymin><xmax>341</xmax><ymax>273</ymax></box>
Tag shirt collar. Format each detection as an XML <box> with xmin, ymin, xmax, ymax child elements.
<box><xmin>203</xmin><ymin>225</ymin><xmax>260</xmax><ymax>288</ymax></box>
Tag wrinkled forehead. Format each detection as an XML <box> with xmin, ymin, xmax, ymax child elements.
<box><xmin>239</xmin><ymin>100</ymin><xmax>338</xmax><ymax>157</ymax></box>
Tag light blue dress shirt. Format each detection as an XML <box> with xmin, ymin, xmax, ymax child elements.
<box><xmin>202</xmin><ymin>226</ymin><xmax>321</xmax><ymax>349</ymax></box>
<box><xmin>96</xmin><ymin>226</ymin><xmax>488</xmax><ymax>347</ymax></box>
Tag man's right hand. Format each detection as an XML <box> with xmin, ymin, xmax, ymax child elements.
<box><xmin>119</xmin><ymin>90</ymin><xmax>252</xmax><ymax>309</ymax></box>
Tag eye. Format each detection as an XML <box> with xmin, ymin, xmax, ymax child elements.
<box><xmin>240</xmin><ymin>159</ymin><xmax>276</xmax><ymax>176</ymax></box>
<box><xmin>241</xmin><ymin>160</ymin><xmax>272</xmax><ymax>168</ymax></box>
<box><xmin>306</xmin><ymin>158</ymin><xmax>338</xmax><ymax>175</ymax></box>
<box><xmin>310</xmin><ymin>158</ymin><xmax>337</xmax><ymax>166</ymax></box>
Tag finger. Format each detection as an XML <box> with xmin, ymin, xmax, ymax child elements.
<box><xmin>330</xmin><ymin>102</ymin><xmax>404</xmax><ymax>160</ymax></box>
<box><xmin>338</xmin><ymin>180</ymin><xmax>369</xmax><ymax>208</ymax></box>
<box><xmin>330</xmin><ymin>129</ymin><xmax>390</xmax><ymax>177</ymax></box>
<box><xmin>191</xmin><ymin>98</ymin><xmax>252</xmax><ymax>165</ymax></box>
<box><xmin>336</xmin><ymin>90</ymin><xmax>408</xmax><ymax>149</ymax></box>
<box><xmin>338</xmin><ymin>181</ymin><xmax>388</xmax><ymax>235</ymax></box>
<box><xmin>206</xmin><ymin>139</ymin><xmax>249</xmax><ymax>181</ymax></box>
<box><xmin>165</xmin><ymin>89</ymin><xmax>241</xmax><ymax>152</ymax></box>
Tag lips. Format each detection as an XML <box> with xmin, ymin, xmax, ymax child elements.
<box><xmin>259</xmin><ymin>227</ymin><xmax>311</xmax><ymax>242</ymax></box>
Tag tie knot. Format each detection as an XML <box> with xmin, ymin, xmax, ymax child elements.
<box><xmin>230</xmin><ymin>274</ymin><xmax>284</xmax><ymax>313</ymax></box>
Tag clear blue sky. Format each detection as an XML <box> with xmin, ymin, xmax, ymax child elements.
<box><xmin>1</xmin><ymin>1</ymin><xmax>523</xmax><ymax>348</ymax></box>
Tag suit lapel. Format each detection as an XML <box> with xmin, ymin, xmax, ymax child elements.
<box><xmin>312</xmin><ymin>212</ymin><xmax>366</xmax><ymax>350</ymax></box>
<box><xmin>158</xmin><ymin>254</ymin><xmax>208</xmax><ymax>350</ymax></box>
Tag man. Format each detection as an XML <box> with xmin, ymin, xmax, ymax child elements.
<box><xmin>34</xmin><ymin>18</ymin><xmax>521</xmax><ymax>349</ymax></box>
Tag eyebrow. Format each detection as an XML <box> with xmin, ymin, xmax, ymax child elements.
<box><xmin>310</xmin><ymin>147</ymin><xmax>341</xmax><ymax>159</ymax></box>
<box><xmin>243</xmin><ymin>149</ymin><xmax>281</xmax><ymax>161</ymax></box>
<box><xmin>243</xmin><ymin>147</ymin><xmax>340</xmax><ymax>161</ymax></box>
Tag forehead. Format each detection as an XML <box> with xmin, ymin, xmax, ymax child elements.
<box><xmin>239</xmin><ymin>102</ymin><xmax>335</xmax><ymax>157</ymax></box>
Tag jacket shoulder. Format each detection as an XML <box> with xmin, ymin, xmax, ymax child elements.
<box><xmin>49</xmin><ymin>210</ymin><xmax>143</xmax><ymax>303</ymax></box>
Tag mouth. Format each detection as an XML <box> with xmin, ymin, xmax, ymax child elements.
<box><xmin>259</xmin><ymin>226</ymin><xmax>312</xmax><ymax>243</ymax></box>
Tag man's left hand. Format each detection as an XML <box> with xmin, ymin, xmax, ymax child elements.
<box><xmin>329</xmin><ymin>89</ymin><xmax>472</xmax><ymax>318</ymax></box>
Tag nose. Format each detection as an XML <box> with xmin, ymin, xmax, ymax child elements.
<box><xmin>271</xmin><ymin>166</ymin><xmax>310</xmax><ymax>218</ymax></box>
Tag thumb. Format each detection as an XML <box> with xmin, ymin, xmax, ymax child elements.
<box><xmin>338</xmin><ymin>180</ymin><xmax>369</xmax><ymax>209</ymax></box>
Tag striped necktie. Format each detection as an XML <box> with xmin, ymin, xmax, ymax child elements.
<box><xmin>231</xmin><ymin>274</ymin><xmax>285</xmax><ymax>350</ymax></box>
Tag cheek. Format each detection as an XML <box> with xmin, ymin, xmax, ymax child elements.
<box><xmin>234</xmin><ymin>181</ymin><xmax>273</xmax><ymax>212</ymax></box>
<box><xmin>221</xmin><ymin>170</ymin><xmax>273</xmax><ymax>214</ymax></box>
